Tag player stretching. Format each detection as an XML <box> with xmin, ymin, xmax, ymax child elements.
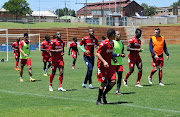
<box><xmin>123</xmin><ymin>28</ymin><xmax>144</xmax><ymax>87</ymax></box>
<box><xmin>68</xmin><ymin>37</ymin><xmax>79</xmax><ymax>69</ymax></box>
<box><xmin>49</xmin><ymin>32</ymin><xmax>66</xmax><ymax>92</ymax></box>
<box><xmin>12</xmin><ymin>37</ymin><xmax>20</xmax><ymax>71</ymax></box>
<box><xmin>41</xmin><ymin>35</ymin><xmax>51</xmax><ymax>76</ymax></box>
<box><xmin>96</xmin><ymin>29</ymin><xmax>115</xmax><ymax>105</ymax></box>
<box><xmin>148</xmin><ymin>28</ymin><xmax>169</xmax><ymax>86</ymax></box>
<box><xmin>79</xmin><ymin>28</ymin><xmax>99</xmax><ymax>89</ymax></box>
<box><xmin>19</xmin><ymin>33</ymin><xmax>35</xmax><ymax>82</ymax></box>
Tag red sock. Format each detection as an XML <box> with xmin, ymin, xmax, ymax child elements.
<box><xmin>124</xmin><ymin>72</ymin><xmax>131</xmax><ymax>81</ymax></box>
<box><xmin>159</xmin><ymin>70</ymin><xmax>162</xmax><ymax>83</ymax></box>
<box><xmin>136</xmin><ymin>72</ymin><xmax>142</xmax><ymax>84</ymax></box>
<box><xmin>16</xmin><ymin>61</ymin><xmax>18</xmax><ymax>68</ymax></box>
<box><xmin>59</xmin><ymin>74</ymin><xmax>63</xmax><ymax>88</ymax></box>
<box><xmin>50</xmin><ymin>73</ymin><xmax>54</xmax><ymax>86</ymax></box>
<box><xmin>150</xmin><ymin>69</ymin><xmax>156</xmax><ymax>78</ymax></box>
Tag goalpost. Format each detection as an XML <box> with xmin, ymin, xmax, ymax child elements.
<box><xmin>0</xmin><ymin>29</ymin><xmax>8</xmax><ymax>62</ymax></box>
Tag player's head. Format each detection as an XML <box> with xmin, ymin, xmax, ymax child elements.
<box><xmin>56</xmin><ymin>32</ymin><xmax>61</xmax><ymax>40</ymax></box>
<box><xmin>53</xmin><ymin>35</ymin><xmax>56</xmax><ymax>39</ymax></box>
<box><xmin>17</xmin><ymin>37</ymin><xmax>20</xmax><ymax>42</ymax></box>
<box><xmin>102</xmin><ymin>36</ymin><xmax>106</xmax><ymax>40</ymax></box>
<box><xmin>45</xmin><ymin>35</ymin><xmax>50</xmax><ymax>41</ymax></box>
<box><xmin>155</xmin><ymin>28</ymin><xmax>160</xmax><ymax>37</ymax></box>
<box><xmin>24</xmin><ymin>33</ymin><xmax>28</xmax><ymax>40</ymax></box>
<box><xmin>73</xmin><ymin>37</ymin><xmax>77</xmax><ymax>42</ymax></box>
<box><xmin>88</xmin><ymin>28</ymin><xmax>94</xmax><ymax>37</ymax></box>
<box><xmin>107</xmin><ymin>29</ymin><xmax>115</xmax><ymax>41</ymax></box>
<box><xmin>115</xmin><ymin>31</ymin><xmax>121</xmax><ymax>41</ymax></box>
<box><xmin>135</xmin><ymin>28</ymin><xmax>142</xmax><ymax>39</ymax></box>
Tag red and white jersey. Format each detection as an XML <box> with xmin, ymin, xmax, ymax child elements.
<box><xmin>41</xmin><ymin>40</ymin><xmax>50</xmax><ymax>56</ymax></box>
<box><xmin>70</xmin><ymin>41</ymin><xmax>78</xmax><ymax>52</ymax></box>
<box><xmin>128</xmin><ymin>37</ymin><xmax>141</xmax><ymax>58</ymax></box>
<box><xmin>80</xmin><ymin>36</ymin><xmax>99</xmax><ymax>57</ymax></box>
<box><xmin>12</xmin><ymin>41</ymin><xmax>20</xmax><ymax>55</ymax></box>
<box><xmin>49</xmin><ymin>38</ymin><xmax>65</xmax><ymax>60</ymax></box>
<box><xmin>97</xmin><ymin>39</ymin><xmax>113</xmax><ymax>67</ymax></box>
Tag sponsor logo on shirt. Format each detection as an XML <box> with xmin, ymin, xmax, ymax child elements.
<box><xmin>106</xmin><ymin>49</ymin><xmax>113</xmax><ymax>53</ymax></box>
<box><xmin>87</xmin><ymin>43</ymin><xmax>95</xmax><ymax>46</ymax></box>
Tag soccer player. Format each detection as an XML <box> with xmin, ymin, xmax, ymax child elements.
<box><xmin>111</xmin><ymin>31</ymin><xmax>125</xmax><ymax>95</ymax></box>
<box><xmin>123</xmin><ymin>28</ymin><xmax>144</xmax><ymax>87</ymax></box>
<box><xmin>79</xmin><ymin>28</ymin><xmax>99</xmax><ymax>89</ymax></box>
<box><xmin>148</xmin><ymin>28</ymin><xmax>169</xmax><ymax>86</ymax></box>
<box><xmin>41</xmin><ymin>35</ymin><xmax>51</xmax><ymax>76</ymax></box>
<box><xmin>96</xmin><ymin>29</ymin><xmax>115</xmax><ymax>105</ymax></box>
<box><xmin>19</xmin><ymin>33</ymin><xmax>35</xmax><ymax>82</ymax></box>
<box><xmin>12</xmin><ymin>37</ymin><xmax>20</xmax><ymax>71</ymax></box>
<box><xmin>49</xmin><ymin>32</ymin><xmax>66</xmax><ymax>92</ymax></box>
<box><xmin>68</xmin><ymin>37</ymin><xmax>79</xmax><ymax>69</ymax></box>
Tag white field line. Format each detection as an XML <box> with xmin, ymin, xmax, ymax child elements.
<box><xmin>0</xmin><ymin>89</ymin><xmax>180</xmax><ymax>113</ymax></box>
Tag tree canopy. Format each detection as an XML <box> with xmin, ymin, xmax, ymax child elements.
<box><xmin>171</xmin><ymin>0</ymin><xmax>180</xmax><ymax>6</ymax></box>
<box><xmin>55</xmin><ymin>8</ymin><xmax>76</xmax><ymax>17</ymax></box>
<box><xmin>3</xmin><ymin>0</ymin><xmax>32</xmax><ymax>19</ymax></box>
<box><xmin>141</xmin><ymin>3</ymin><xmax>156</xmax><ymax>16</ymax></box>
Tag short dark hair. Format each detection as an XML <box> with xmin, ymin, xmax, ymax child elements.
<box><xmin>24</xmin><ymin>33</ymin><xmax>28</xmax><ymax>37</ymax></box>
<box><xmin>107</xmin><ymin>29</ymin><xmax>115</xmax><ymax>38</ymax></box>
<box><xmin>53</xmin><ymin>35</ymin><xmax>56</xmax><ymax>39</ymax></box>
<box><xmin>155</xmin><ymin>28</ymin><xmax>160</xmax><ymax>31</ymax></box>
<box><xmin>135</xmin><ymin>28</ymin><xmax>142</xmax><ymax>34</ymax></box>
<box><xmin>102</xmin><ymin>36</ymin><xmax>106</xmax><ymax>40</ymax></box>
<box><xmin>45</xmin><ymin>35</ymin><xmax>50</xmax><ymax>40</ymax></box>
<box><xmin>73</xmin><ymin>37</ymin><xmax>77</xmax><ymax>41</ymax></box>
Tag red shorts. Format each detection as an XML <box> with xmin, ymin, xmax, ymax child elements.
<box><xmin>111</xmin><ymin>65</ymin><xmax>123</xmax><ymax>80</ymax></box>
<box><xmin>51</xmin><ymin>59</ymin><xmax>64</xmax><ymax>70</ymax></box>
<box><xmin>128</xmin><ymin>57</ymin><xmax>142</xmax><ymax>68</ymax></box>
<box><xmin>71</xmin><ymin>50</ymin><xmax>77</xmax><ymax>58</ymax></box>
<box><xmin>152</xmin><ymin>56</ymin><xmax>164</xmax><ymax>67</ymax></box>
<box><xmin>97</xmin><ymin>66</ymin><xmax>114</xmax><ymax>82</ymax></box>
<box><xmin>42</xmin><ymin>55</ymin><xmax>51</xmax><ymax>62</ymax></box>
<box><xmin>14</xmin><ymin>53</ymin><xmax>20</xmax><ymax>59</ymax></box>
<box><xmin>21</xmin><ymin>58</ymin><xmax>31</xmax><ymax>67</ymax></box>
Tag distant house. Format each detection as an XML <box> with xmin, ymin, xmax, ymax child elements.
<box><xmin>156</xmin><ymin>7</ymin><xmax>180</xmax><ymax>16</ymax></box>
<box><xmin>77</xmin><ymin>0</ymin><xmax>143</xmax><ymax>18</ymax></box>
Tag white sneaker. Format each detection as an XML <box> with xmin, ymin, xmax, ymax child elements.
<box><xmin>89</xmin><ymin>84</ymin><xmax>94</xmax><ymax>89</ymax></box>
<box><xmin>148</xmin><ymin>76</ymin><xmax>152</xmax><ymax>84</ymax></box>
<box><xmin>43</xmin><ymin>73</ymin><xmax>48</xmax><ymax>76</ymax></box>
<box><xmin>58</xmin><ymin>87</ymin><xmax>66</xmax><ymax>91</ymax></box>
<box><xmin>135</xmin><ymin>84</ymin><xmax>143</xmax><ymax>87</ymax></box>
<box><xmin>123</xmin><ymin>79</ymin><xmax>128</xmax><ymax>87</ymax></box>
<box><xmin>49</xmin><ymin>86</ymin><xmax>53</xmax><ymax>91</ymax></box>
<box><xmin>159</xmin><ymin>82</ymin><xmax>165</xmax><ymax>86</ymax></box>
<box><xmin>82</xmin><ymin>83</ymin><xmax>88</xmax><ymax>88</ymax></box>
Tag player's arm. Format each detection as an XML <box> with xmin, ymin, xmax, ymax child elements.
<box><xmin>68</xmin><ymin>47</ymin><xmax>72</xmax><ymax>55</ymax></box>
<box><xmin>40</xmin><ymin>43</ymin><xmax>48</xmax><ymax>51</ymax></box>
<box><xmin>163</xmin><ymin>40</ymin><xmax>169</xmax><ymax>60</ymax></box>
<box><xmin>19</xmin><ymin>49</ymin><xmax>28</xmax><ymax>57</ymax></box>
<box><xmin>127</xmin><ymin>44</ymin><xmax>141</xmax><ymax>52</ymax></box>
<box><xmin>95</xmin><ymin>38</ymin><xmax>99</xmax><ymax>49</ymax></box>
<box><xmin>96</xmin><ymin>53</ymin><xmax>109</xmax><ymax>68</ymax></box>
<box><xmin>149</xmin><ymin>38</ymin><xmax>158</xmax><ymax>59</ymax></box>
<box><xmin>121</xmin><ymin>43</ymin><xmax>125</xmax><ymax>57</ymax></box>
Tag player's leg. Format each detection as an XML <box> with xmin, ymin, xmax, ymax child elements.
<box><xmin>123</xmin><ymin>62</ymin><xmax>134</xmax><ymax>87</ymax></box>
<box><xmin>20</xmin><ymin>62</ymin><xmax>24</xmax><ymax>82</ymax></box>
<box><xmin>116</xmin><ymin>71</ymin><xmax>123</xmax><ymax>94</ymax></box>
<box><xmin>43</xmin><ymin>62</ymin><xmax>47</xmax><ymax>76</ymax></box>
<box><xmin>97</xmin><ymin>82</ymin><xmax>107</xmax><ymax>105</ymax></box>
<box><xmin>159</xmin><ymin>65</ymin><xmax>164</xmax><ymax>86</ymax></box>
<box><xmin>72</xmin><ymin>58</ymin><xmax>76</xmax><ymax>69</ymax></box>
<box><xmin>26</xmin><ymin>58</ymin><xmax>35</xmax><ymax>82</ymax></box>
<box><xmin>71</xmin><ymin>51</ymin><xmax>77</xmax><ymax>69</ymax></box>
<box><xmin>88</xmin><ymin>57</ymin><xmax>94</xmax><ymax>89</ymax></box>
<box><xmin>58</xmin><ymin>60</ymin><xmax>66</xmax><ymax>91</ymax></box>
<box><xmin>135</xmin><ymin>61</ymin><xmax>143</xmax><ymax>87</ymax></box>
<box><xmin>148</xmin><ymin>58</ymin><xmax>158</xmax><ymax>84</ymax></box>
<box><xmin>49</xmin><ymin>61</ymin><xmax>57</xmax><ymax>91</ymax></box>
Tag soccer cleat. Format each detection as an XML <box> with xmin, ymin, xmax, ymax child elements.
<box><xmin>43</xmin><ymin>73</ymin><xmax>48</xmax><ymax>76</ymax></box>
<box><xmin>58</xmin><ymin>87</ymin><xmax>66</xmax><ymax>92</ymax></box>
<box><xmin>123</xmin><ymin>79</ymin><xmax>128</xmax><ymax>87</ymax></box>
<box><xmin>82</xmin><ymin>83</ymin><xmax>88</xmax><ymax>88</ymax></box>
<box><xmin>148</xmin><ymin>76</ymin><xmax>152</xmax><ymax>84</ymax></box>
<box><xmin>14</xmin><ymin>67</ymin><xmax>18</xmax><ymax>71</ymax></box>
<box><xmin>135</xmin><ymin>84</ymin><xmax>143</xmax><ymax>87</ymax></box>
<box><xmin>16</xmin><ymin>67</ymin><xmax>20</xmax><ymax>71</ymax></box>
<box><xmin>115</xmin><ymin>91</ymin><xmax>123</xmax><ymax>95</ymax></box>
<box><xmin>159</xmin><ymin>82</ymin><xmax>165</xmax><ymax>86</ymax></box>
<box><xmin>30</xmin><ymin>78</ymin><xmax>35</xmax><ymax>82</ymax></box>
<box><xmin>49</xmin><ymin>86</ymin><xmax>53</xmax><ymax>91</ymax></box>
<box><xmin>96</xmin><ymin>100</ymin><xmax>103</xmax><ymax>105</ymax></box>
<box><xmin>89</xmin><ymin>84</ymin><xmax>94</xmax><ymax>89</ymax></box>
<box><xmin>20</xmin><ymin>78</ymin><xmax>23</xmax><ymax>82</ymax></box>
<box><xmin>102</xmin><ymin>94</ymin><xmax>107</xmax><ymax>104</ymax></box>
<box><xmin>72</xmin><ymin>65</ymin><xmax>75</xmax><ymax>69</ymax></box>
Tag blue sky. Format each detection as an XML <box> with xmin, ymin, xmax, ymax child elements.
<box><xmin>0</xmin><ymin>0</ymin><xmax>178</xmax><ymax>12</ymax></box>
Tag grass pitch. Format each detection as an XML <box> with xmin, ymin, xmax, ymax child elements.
<box><xmin>0</xmin><ymin>44</ymin><xmax>180</xmax><ymax>117</ymax></box>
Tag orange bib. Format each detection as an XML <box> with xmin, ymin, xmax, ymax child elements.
<box><xmin>152</xmin><ymin>36</ymin><xmax>164</xmax><ymax>56</ymax></box>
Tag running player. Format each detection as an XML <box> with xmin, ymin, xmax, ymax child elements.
<box><xmin>68</xmin><ymin>37</ymin><xmax>79</xmax><ymax>69</ymax></box>
<box><xmin>79</xmin><ymin>28</ymin><xmax>99</xmax><ymax>89</ymax></box>
<box><xmin>19</xmin><ymin>33</ymin><xmax>35</xmax><ymax>82</ymax></box>
<box><xmin>123</xmin><ymin>28</ymin><xmax>144</xmax><ymax>87</ymax></box>
<box><xmin>148</xmin><ymin>28</ymin><xmax>169</xmax><ymax>86</ymax></box>
<box><xmin>12</xmin><ymin>37</ymin><xmax>20</xmax><ymax>71</ymax></box>
<box><xmin>96</xmin><ymin>29</ymin><xmax>115</xmax><ymax>105</ymax></box>
<box><xmin>49</xmin><ymin>32</ymin><xmax>66</xmax><ymax>92</ymax></box>
<box><xmin>41</xmin><ymin>35</ymin><xmax>51</xmax><ymax>76</ymax></box>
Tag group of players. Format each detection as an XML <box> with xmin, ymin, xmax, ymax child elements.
<box><xmin>11</xmin><ymin>27</ymin><xmax>169</xmax><ymax>105</ymax></box>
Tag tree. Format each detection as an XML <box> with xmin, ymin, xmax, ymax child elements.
<box><xmin>3</xmin><ymin>0</ymin><xmax>32</xmax><ymax>20</ymax></box>
<box><xmin>71</xmin><ymin>10</ymin><xmax>76</xmax><ymax>17</ymax></box>
<box><xmin>141</xmin><ymin>3</ymin><xmax>156</xmax><ymax>16</ymax></box>
<box><xmin>55</xmin><ymin>7</ymin><xmax>76</xmax><ymax>17</ymax></box>
<box><xmin>171</xmin><ymin>0</ymin><xmax>180</xmax><ymax>6</ymax></box>
<box><xmin>55</xmin><ymin>9</ymin><xmax>64</xmax><ymax>17</ymax></box>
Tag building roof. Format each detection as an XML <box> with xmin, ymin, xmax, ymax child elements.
<box><xmin>0</xmin><ymin>8</ymin><xmax>7</xmax><ymax>12</ymax></box>
<box><xmin>31</xmin><ymin>10</ymin><xmax>57</xmax><ymax>17</ymax></box>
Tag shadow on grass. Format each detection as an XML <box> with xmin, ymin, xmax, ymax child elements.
<box><xmin>121</xmin><ymin>92</ymin><xmax>136</xmax><ymax>95</ymax></box>
<box><xmin>33</xmin><ymin>80</ymin><xmax>42</xmax><ymax>82</ymax></box>
<box><xmin>107</xmin><ymin>101</ymin><xmax>133</xmax><ymax>105</ymax></box>
<box><xmin>66</xmin><ymin>89</ymin><xmax>77</xmax><ymax>91</ymax></box>
<box><xmin>142</xmin><ymin>84</ymin><xmax>152</xmax><ymax>87</ymax></box>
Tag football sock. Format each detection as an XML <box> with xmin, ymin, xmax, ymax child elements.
<box><xmin>104</xmin><ymin>84</ymin><xmax>112</xmax><ymax>95</ymax></box>
<box><xmin>98</xmin><ymin>88</ymin><xmax>103</xmax><ymax>101</ymax></box>
<box><xmin>20</xmin><ymin>77</ymin><xmax>22</xmax><ymax>79</ymax></box>
<box><xmin>159</xmin><ymin>69</ymin><xmax>162</xmax><ymax>83</ymax></box>
<box><xmin>59</xmin><ymin>74</ymin><xmax>63</xmax><ymax>88</ymax></box>
<box><xmin>150</xmin><ymin>69</ymin><xmax>157</xmax><ymax>78</ymax></box>
<box><xmin>124</xmin><ymin>72</ymin><xmax>131</xmax><ymax>81</ymax></box>
<box><xmin>136</xmin><ymin>72</ymin><xmax>142</xmax><ymax>84</ymax></box>
<box><xmin>117</xmin><ymin>71</ymin><xmax>122</xmax><ymax>91</ymax></box>
<box><xmin>16</xmin><ymin>61</ymin><xmax>18</xmax><ymax>68</ymax></box>
<box><xmin>50</xmin><ymin>73</ymin><xmax>54</xmax><ymax>86</ymax></box>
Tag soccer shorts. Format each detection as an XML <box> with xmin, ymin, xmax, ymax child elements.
<box><xmin>42</xmin><ymin>55</ymin><xmax>51</xmax><ymax>62</ymax></box>
<box><xmin>71</xmin><ymin>50</ymin><xmax>77</xmax><ymax>58</ymax></box>
<box><xmin>152</xmin><ymin>56</ymin><xmax>164</xmax><ymax>67</ymax></box>
<box><xmin>51</xmin><ymin>58</ymin><xmax>64</xmax><ymax>70</ymax></box>
<box><xmin>110</xmin><ymin>65</ymin><xmax>123</xmax><ymax>80</ymax></box>
<box><xmin>97</xmin><ymin>66</ymin><xmax>114</xmax><ymax>82</ymax></box>
<box><xmin>21</xmin><ymin>58</ymin><xmax>31</xmax><ymax>66</ymax></box>
<box><xmin>14</xmin><ymin>53</ymin><xmax>20</xmax><ymax>59</ymax></box>
<box><xmin>128</xmin><ymin>57</ymin><xmax>141</xmax><ymax>68</ymax></box>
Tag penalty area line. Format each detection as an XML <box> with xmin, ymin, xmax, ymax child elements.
<box><xmin>0</xmin><ymin>89</ymin><xmax>180</xmax><ymax>113</ymax></box>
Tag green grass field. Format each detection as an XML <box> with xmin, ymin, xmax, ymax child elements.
<box><xmin>0</xmin><ymin>44</ymin><xmax>180</xmax><ymax>117</ymax></box>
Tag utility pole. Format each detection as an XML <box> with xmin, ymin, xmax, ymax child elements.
<box><xmin>115</xmin><ymin>0</ymin><xmax>117</xmax><ymax>13</ymax></box>
<box><xmin>65</xmin><ymin>0</ymin><xmax>70</xmax><ymax>46</ymax></box>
